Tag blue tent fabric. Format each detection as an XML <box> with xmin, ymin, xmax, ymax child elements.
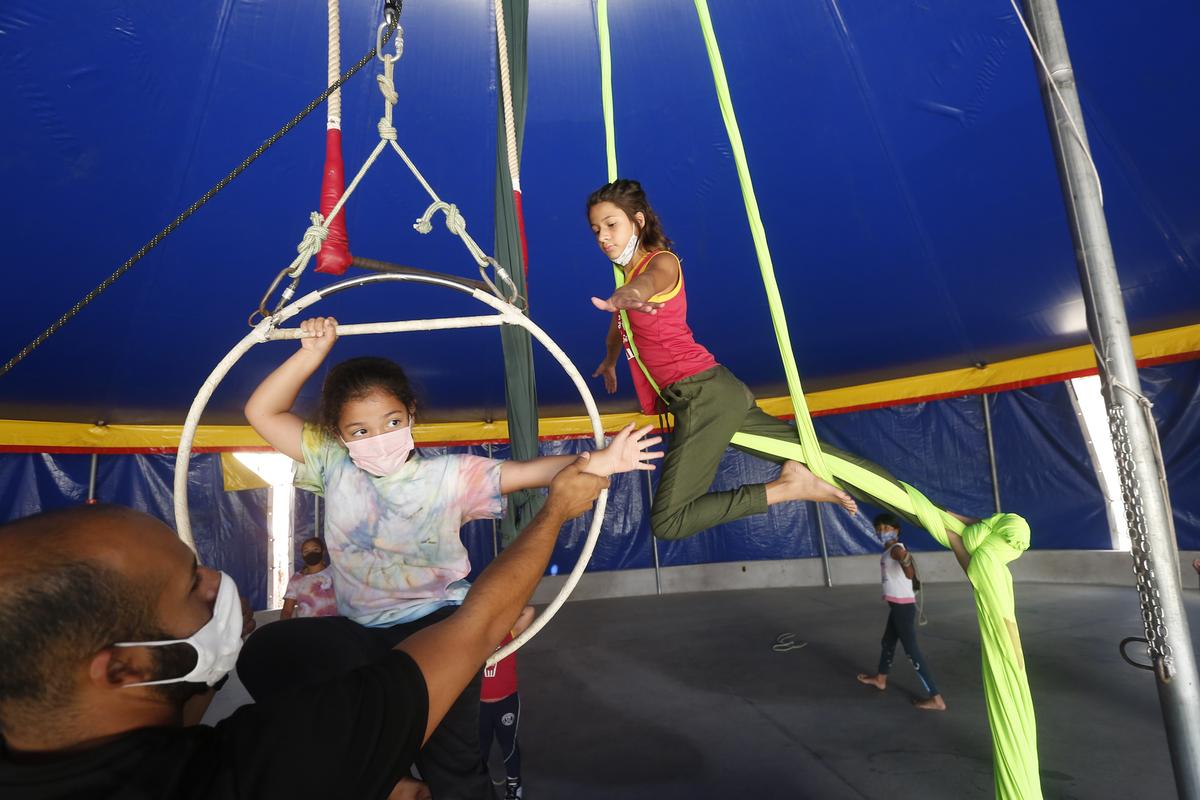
<box><xmin>1142</xmin><ymin>360</ymin><xmax>1200</xmax><ymax>549</ymax></box>
<box><xmin>991</xmin><ymin>383</ymin><xmax>1109</xmax><ymax>550</ymax></box>
<box><xmin>0</xmin><ymin>453</ymin><xmax>270</xmax><ymax>609</ymax></box>
<box><xmin>5</xmin><ymin>364</ymin><xmax>1197</xmax><ymax>605</ymax></box>
<box><xmin>1</xmin><ymin>1</ymin><xmax>1197</xmax><ymax>425</ymax></box>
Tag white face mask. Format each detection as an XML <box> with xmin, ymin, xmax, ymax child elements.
<box><xmin>613</xmin><ymin>232</ymin><xmax>639</xmax><ymax>267</ymax></box>
<box><xmin>343</xmin><ymin>425</ymin><xmax>415</xmax><ymax>477</ymax></box>
<box><xmin>115</xmin><ymin>571</ymin><xmax>244</xmax><ymax>688</ymax></box>
<box><xmin>880</xmin><ymin>531</ymin><xmax>899</xmax><ymax>545</ymax></box>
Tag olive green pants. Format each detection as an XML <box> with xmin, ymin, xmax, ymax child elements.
<box><xmin>652</xmin><ymin>366</ymin><xmax>909</xmax><ymax>541</ymax></box>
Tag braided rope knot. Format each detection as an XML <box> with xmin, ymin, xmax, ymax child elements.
<box><xmin>376</xmin><ymin>74</ymin><xmax>398</xmax><ymax>105</ymax></box>
<box><xmin>443</xmin><ymin>204</ymin><xmax>466</xmax><ymax>235</ymax></box>
<box><xmin>299</xmin><ymin>212</ymin><xmax>329</xmax><ymax>254</ymax></box>
<box><xmin>377</xmin><ymin>118</ymin><xmax>397</xmax><ymax>141</ymax></box>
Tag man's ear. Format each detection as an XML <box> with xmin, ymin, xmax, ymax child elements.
<box><xmin>90</xmin><ymin>646</ymin><xmax>155</xmax><ymax>689</ymax></box>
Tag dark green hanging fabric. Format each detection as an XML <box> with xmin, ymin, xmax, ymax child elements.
<box><xmin>493</xmin><ymin>0</ymin><xmax>543</xmax><ymax>543</ymax></box>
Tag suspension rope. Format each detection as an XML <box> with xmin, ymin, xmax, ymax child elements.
<box><xmin>494</xmin><ymin>0</ymin><xmax>521</xmax><ymax>191</ymax></box>
<box><xmin>254</xmin><ymin>15</ymin><xmax>521</xmax><ymax>322</ymax></box>
<box><xmin>0</xmin><ymin>20</ymin><xmax>399</xmax><ymax>380</ymax></box>
<box><xmin>1007</xmin><ymin>0</ymin><xmax>1103</xmax><ymax>206</ymax></box>
<box><xmin>326</xmin><ymin>0</ymin><xmax>342</xmax><ymax>129</ymax></box>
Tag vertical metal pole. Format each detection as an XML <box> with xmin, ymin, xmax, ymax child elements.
<box><xmin>981</xmin><ymin>394</ymin><xmax>1003</xmax><ymax>513</ymax></box>
<box><xmin>313</xmin><ymin>493</ymin><xmax>321</xmax><ymax>539</ymax></box>
<box><xmin>1021</xmin><ymin>2</ymin><xmax>1200</xmax><ymax>793</ymax></box>
<box><xmin>644</xmin><ymin>470</ymin><xmax>661</xmax><ymax>596</ymax></box>
<box><xmin>487</xmin><ymin>443</ymin><xmax>500</xmax><ymax>559</ymax></box>
<box><xmin>86</xmin><ymin>453</ymin><xmax>99</xmax><ymax>505</ymax></box>
<box><xmin>814</xmin><ymin>504</ymin><xmax>833</xmax><ymax>588</ymax></box>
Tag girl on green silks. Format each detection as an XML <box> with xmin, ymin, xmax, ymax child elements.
<box><xmin>587</xmin><ymin>179</ymin><xmax>860</xmax><ymax>541</ymax></box>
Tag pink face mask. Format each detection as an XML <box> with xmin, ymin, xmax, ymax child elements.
<box><xmin>343</xmin><ymin>426</ymin><xmax>415</xmax><ymax>477</ymax></box>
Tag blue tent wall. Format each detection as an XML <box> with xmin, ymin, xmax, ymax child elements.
<box><xmin>0</xmin><ymin>452</ymin><xmax>270</xmax><ymax>609</ymax></box>
<box><xmin>991</xmin><ymin>383</ymin><xmax>1110</xmax><ymax>549</ymax></box>
<box><xmin>1143</xmin><ymin>360</ymin><xmax>1200</xmax><ymax>549</ymax></box>
<box><xmin>5</xmin><ymin>365</ymin><xmax>1197</xmax><ymax>602</ymax></box>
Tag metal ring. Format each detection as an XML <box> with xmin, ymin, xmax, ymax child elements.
<box><xmin>177</xmin><ymin>271</ymin><xmax>609</xmax><ymax>667</ymax></box>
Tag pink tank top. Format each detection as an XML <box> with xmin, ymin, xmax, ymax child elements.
<box><xmin>617</xmin><ymin>250</ymin><xmax>719</xmax><ymax>415</ymax></box>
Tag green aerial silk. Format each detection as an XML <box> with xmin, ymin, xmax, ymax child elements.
<box><xmin>595</xmin><ymin>1</ymin><xmax>1042</xmax><ymax>796</ymax></box>
<box><xmin>494</xmin><ymin>0</ymin><xmax>543</xmax><ymax>544</ymax></box>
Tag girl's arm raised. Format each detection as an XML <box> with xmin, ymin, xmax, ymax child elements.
<box><xmin>499</xmin><ymin>423</ymin><xmax>661</xmax><ymax>493</ymax></box>
<box><xmin>244</xmin><ymin>317</ymin><xmax>338</xmax><ymax>462</ymax></box>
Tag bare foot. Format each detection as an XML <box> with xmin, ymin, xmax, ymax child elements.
<box><xmin>913</xmin><ymin>694</ymin><xmax>947</xmax><ymax>711</ymax></box>
<box><xmin>767</xmin><ymin>461</ymin><xmax>858</xmax><ymax>514</ymax></box>
<box><xmin>856</xmin><ymin>673</ymin><xmax>887</xmax><ymax>690</ymax></box>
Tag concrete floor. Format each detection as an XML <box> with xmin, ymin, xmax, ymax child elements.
<box><xmin>511</xmin><ymin>583</ymin><xmax>1199</xmax><ymax>800</ymax></box>
<box><xmin>204</xmin><ymin>581</ymin><xmax>1199</xmax><ymax>798</ymax></box>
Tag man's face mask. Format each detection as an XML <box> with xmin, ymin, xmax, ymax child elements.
<box><xmin>302</xmin><ymin>550</ymin><xmax>324</xmax><ymax>566</ymax></box>
<box><xmin>114</xmin><ymin>571</ymin><xmax>244</xmax><ymax>688</ymax></box>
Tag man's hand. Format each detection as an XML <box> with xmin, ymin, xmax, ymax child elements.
<box><xmin>299</xmin><ymin>316</ymin><xmax>339</xmax><ymax>356</ymax></box>
<box><xmin>593</xmin><ymin>358</ymin><xmax>618</xmax><ymax>394</ymax></box>
<box><xmin>239</xmin><ymin>596</ymin><xmax>257</xmax><ymax>638</ymax></box>
<box><xmin>585</xmin><ymin>423</ymin><xmax>662</xmax><ymax>477</ymax></box>
<box><xmin>591</xmin><ymin>287</ymin><xmax>663</xmax><ymax>315</ymax></box>
<box><xmin>544</xmin><ymin>454</ymin><xmax>610</xmax><ymax>521</ymax></box>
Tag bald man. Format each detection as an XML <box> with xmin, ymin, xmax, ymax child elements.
<box><xmin>0</xmin><ymin>455</ymin><xmax>607</xmax><ymax>800</ymax></box>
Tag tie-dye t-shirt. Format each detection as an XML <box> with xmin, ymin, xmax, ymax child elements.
<box><xmin>283</xmin><ymin>569</ymin><xmax>339</xmax><ymax>618</ymax></box>
<box><xmin>294</xmin><ymin>424</ymin><xmax>505</xmax><ymax>627</ymax></box>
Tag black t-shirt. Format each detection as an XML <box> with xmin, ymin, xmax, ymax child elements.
<box><xmin>0</xmin><ymin>650</ymin><xmax>429</xmax><ymax>800</ymax></box>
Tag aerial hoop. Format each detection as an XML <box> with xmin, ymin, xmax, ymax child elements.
<box><xmin>174</xmin><ymin>270</ymin><xmax>609</xmax><ymax>665</ymax></box>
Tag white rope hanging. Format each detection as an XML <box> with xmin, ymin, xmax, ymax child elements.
<box><xmin>259</xmin><ymin>17</ymin><xmax>520</xmax><ymax>319</ymax></box>
<box><xmin>326</xmin><ymin>0</ymin><xmax>342</xmax><ymax>129</ymax></box>
<box><xmin>494</xmin><ymin>0</ymin><xmax>521</xmax><ymax>191</ymax></box>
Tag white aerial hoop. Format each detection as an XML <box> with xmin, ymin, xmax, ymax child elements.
<box><xmin>174</xmin><ymin>270</ymin><xmax>609</xmax><ymax>665</ymax></box>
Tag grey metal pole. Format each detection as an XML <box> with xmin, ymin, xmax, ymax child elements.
<box><xmin>487</xmin><ymin>443</ymin><xmax>500</xmax><ymax>559</ymax></box>
<box><xmin>644</xmin><ymin>470</ymin><xmax>662</xmax><ymax>596</ymax></box>
<box><xmin>814</xmin><ymin>504</ymin><xmax>832</xmax><ymax>588</ymax></box>
<box><xmin>313</xmin><ymin>494</ymin><xmax>321</xmax><ymax>539</ymax></box>
<box><xmin>1020</xmin><ymin>2</ymin><xmax>1200</xmax><ymax>794</ymax></box>
<box><xmin>981</xmin><ymin>395</ymin><xmax>1002</xmax><ymax>513</ymax></box>
<box><xmin>86</xmin><ymin>453</ymin><xmax>99</xmax><ymax>504</ymax></box>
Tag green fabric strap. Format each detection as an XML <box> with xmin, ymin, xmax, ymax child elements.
<box><xmin>597</xmin><ymin>0</ymin><xmax>618</xmax><ymax>183</ymax></box>
<box><xmin>494</xmin><ymin>0</ymin><xmax>543</xmax><ymax>544</ymax></box>
<box><xmin>691</xmin><ymin>0</ymin><xmax>832</xmax><ymax>485</ymax></box>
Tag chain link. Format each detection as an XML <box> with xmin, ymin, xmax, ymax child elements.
<box><xmin>1107</xmin><ymin>397</ymin><xmax>1174</xmax><ymax>681</ymax></box>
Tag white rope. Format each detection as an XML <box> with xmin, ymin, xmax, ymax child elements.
<box><xmin>266</xmin><ymin>18</ymin><xmax>520</xmax><ymax>315</ymax></box>
<box><xmin>1008</xmin><ymin>0</ymin><xmax>1104</xmax><ymax>206</ymax></box>
<box><xmin>174</xmin><ymin>272</ymin><xmax>608</xmax><ymax>663</ymax></box>
<box><xmin>494</xmin><ymin>0</ymin><xmax>521</xmax><ymax>191</ymax></box>
<box><xmin>327</xmin><ymin>0</ymin><xmax>341</xmax><ymax>129</ymax></box>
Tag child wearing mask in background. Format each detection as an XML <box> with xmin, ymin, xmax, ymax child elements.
<box><xmin>280</xmin><ymin>536</ymin><xmax>338</xmax><ymax>620</ymax></box>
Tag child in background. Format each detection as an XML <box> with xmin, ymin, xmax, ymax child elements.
<box><xmin>856</xmin><ymin>513</ymin><xmax>946</xmax><ymax>711</ymax></box>
<box><xmin>480</xmin><ymin>606</ymin><xmax>535</xmax><ymax>799</ymax></box>
<box><xmin>280</xmin><ymin>536</ymin><xmax>337</xmax><ymax>620</ymax></box>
